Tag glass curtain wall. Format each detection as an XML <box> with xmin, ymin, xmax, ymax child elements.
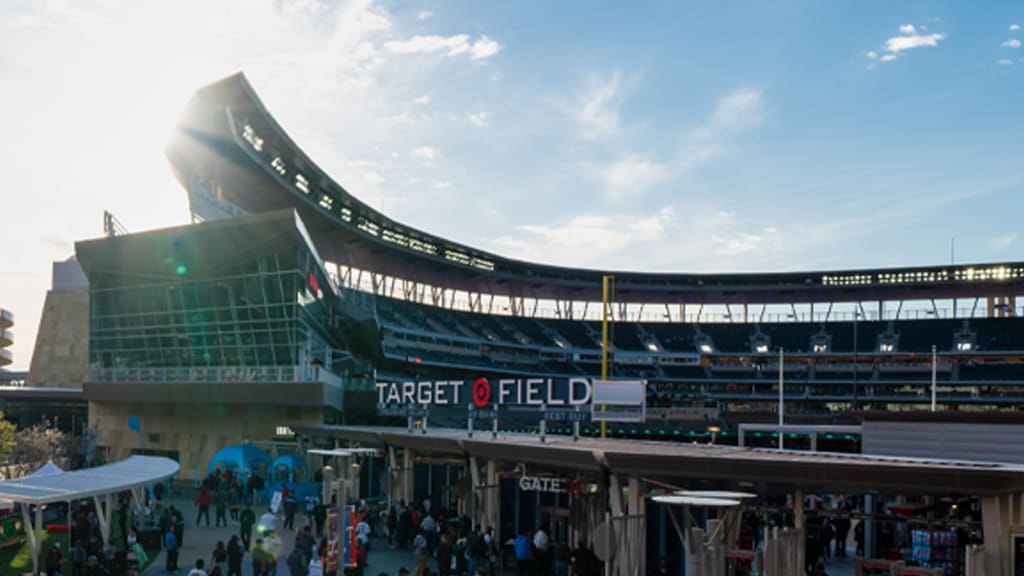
<box><xmin>88</xmin><ymin>252</ymin><xmax>333</xmax><ymax>370</ymax></box>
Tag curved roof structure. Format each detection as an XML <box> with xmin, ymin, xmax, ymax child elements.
<box><xmin>0</xmin><ymin>455</ymin><xmax>178</xmax><ymax>505</ymax></box>
<box><xmin>166</xmin><ymin>73</ymin><xmax>1024</xmax><ymax>305</ymax></box>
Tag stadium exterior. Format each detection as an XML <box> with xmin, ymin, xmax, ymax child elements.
<box><xmin>5</xmin><ymin>72</ymin><xmax>1016</xmax><ymax>572</ymax></box>
<box><xmin>56</xmin><ymin>72</ymin><xmax>1024</xmax><ymax>466</ymax></box>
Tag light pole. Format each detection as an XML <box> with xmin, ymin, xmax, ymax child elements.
<box><xmin>707</xmin><ymin>425</ymin><xmax>721</xmax><ymax>445</ymax></box>
<box><xmin>852</xmin><ymin>311</ymin><xmax>859</xmax><ymax>411</ymax></box>
<box><xmin>931</xmin><ymin>345</ymin><xmax>938</xmax><ymax>412</ymax></box>
<box><xmin>778</xmin><ymin>347</ymin><xmax>785</xmax><ymax>451</ymax></box>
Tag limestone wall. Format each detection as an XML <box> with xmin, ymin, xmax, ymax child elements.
<box><xmin>89</xmin><ymin>400</ymin><xmax>323</xmax><ymax>480</ymax></box>
<box><xmin>27</xmin><ymin>289</ymin><xmax>89</xmax><ymax>388</ymax></box>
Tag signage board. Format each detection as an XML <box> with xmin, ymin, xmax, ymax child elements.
<box><xmin>376</xmin><ymin>377</ymin><xmax>594</xmax><ymax>408</ymax></box>
<box><xmin>591</xmin><ymin>380</ymin><xmax>646</xmax><ymax>423</ymax></box>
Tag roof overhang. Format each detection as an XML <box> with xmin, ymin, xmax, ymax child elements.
<box><xmin>294</xmin><ymin>425</ymin><xmax>1024</xmax><ymax>495</ymax></box>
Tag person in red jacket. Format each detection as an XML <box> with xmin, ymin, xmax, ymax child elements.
<box><xmin>196</xmin><ymin>485</ymin><xmax>213</xmax><ymax>526</ymax></box>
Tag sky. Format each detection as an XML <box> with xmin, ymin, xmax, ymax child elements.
<box><xmin>1</xmin><ymin>0</ymin><xmax>1023</xmax><ymax>370</ymax></box>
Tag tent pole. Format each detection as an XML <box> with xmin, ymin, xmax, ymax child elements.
<box><xmin>21</xmin><ymin>505</ymin><xmax>38</xmax><ymax>576</ymax></box>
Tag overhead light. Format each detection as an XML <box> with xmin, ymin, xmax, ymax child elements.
<box><xmin>699</xmin><ymin>343</ymin><xmax>714</xmax><ymax>354</ymax></box>
<box><xmin>755</xmin><ymin>344</ymin><xmax>769</xmax><ymax>354</ymax></box>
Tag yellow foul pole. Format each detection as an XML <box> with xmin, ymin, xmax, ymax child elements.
<box><xmin>600</xmin><ymin>275</ymin><xmax>614</xmax><ymax>438</ymax></box>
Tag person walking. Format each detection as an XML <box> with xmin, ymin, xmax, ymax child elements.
<box><xmin>71</xmin><ymin>539</ymin><xmax>87</xmax><ymax>576</ymax></box>
<box><xmin>165</xmin><ymin>526</ymin><xmax>180</xmax><ymax>572</ymax></box>
<box><xmin>227</xmin><ymin>535</ymin><xmax>245</xmax><ymax>576</ymax></box>
<box><xmin>171</xmin><ymin>506</ymin><xmax>186</xmax><ymax>547</ymax></box>
<box><xmin>240</xmin><ymin>504</ymin><xmax>256</xmax><ymax>551</ymax></box>
<box><xmin>196</xmin><ymin>485</ymin><xmax>213</xmax><ymax>527</ymax></box>
<box><xmin>514</xmin><ymin>531</ymin><xmax>533</xmax><ymax>576</ymax></box>
<box><xmin>413</xmin><ymin>531</ymin><xmax>429</xmax><ymax>576</ymax></box>
<box><xmin>45</xmin><ymin>542</ymin><xmax>63</xmax><ymax>576</ymax></box>
<box><xmin>211</xmin><ymin>541</ymin><xmax>229</xmax><ymax>575</ymax></box>
<box><xmin>215</xmin><ymin>487</ymin><xmax>229</xmax><ymax>528</ymax></box>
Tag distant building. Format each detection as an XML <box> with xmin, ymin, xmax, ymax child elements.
<box><xmin>0</xmin><ymin>307</ymin><xmax>12</xmax><ymax>369</ymax></box>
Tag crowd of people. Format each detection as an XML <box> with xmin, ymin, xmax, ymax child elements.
<box><xmin>133</xmin><ymin>467</ymin><xmax>607</xmax><ymax>576</ymax></box>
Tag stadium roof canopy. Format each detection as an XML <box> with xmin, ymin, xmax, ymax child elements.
<box><xmin>76</xmin><ymin>208</ymin><xmax>332</xmax><ymax>291</ymax></box>
<box><xmin>294</xmin><ymin>424</ymin><xmax>1024</xmax><ymax>496</ymax></box>
<box><xmin>167</xmin><ymin>73</ymin><xmax>1024</xmax><ymax>304</ymax></box>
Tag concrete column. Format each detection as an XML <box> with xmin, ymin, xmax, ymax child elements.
<box><xmin>401</xmin><ymin>448</ymin><xmax>414</xmax><ymax>505</ymax></box>
<box><xmin>981</xmin><ymin>494</ymin><xmax>1005</xmax><ymax>576</ymax></box>
<box><xmin>388</xmin><ymin>448</ymin><xmax>399</xmax><ymax>508</ymax></box>
<box><xmin>627</xmin><ymin>477</ymin><xmax>646</xmax><ymax>576</ymax></box>
<box><xmin>486</xmin><ymin>459</ymin><xmax>498</xmax><ymax>536</ymax></box>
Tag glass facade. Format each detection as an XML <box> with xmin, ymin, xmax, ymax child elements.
<box><xmin>85</xmin><ymin>221</ymin><xmax>343</xmax><ymax>373</ymax></box>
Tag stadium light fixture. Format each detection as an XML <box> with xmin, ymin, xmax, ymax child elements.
<box><xmin>699</xmin><ymin>343</ymin><xmax>714</xmax><ymax>354</ymax></box>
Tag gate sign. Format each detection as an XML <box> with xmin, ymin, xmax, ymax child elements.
<box><xmin>376</xmin><ymin>377</ymin><xmax>594</xmax><ymax>407</ymax></box>
<box><xmin>518</xmin><ymin>475</ymin><xmax>587</xmax><ymax>493</ymax></box>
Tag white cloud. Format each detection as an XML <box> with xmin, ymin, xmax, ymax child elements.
<box><xmin>583</xmin><ymin>88</ymin><xmax>763</xmax><ymax>199</ymax></box>
<box><xmin>470</xmin><ymin>36</ymin><xmax>501</xmax><ymax>60</ymax></box>
<box><xmin>384</xmin><ymin>33</ymin><xmax>501</xmax><ymax>60</ymax></box>
<box><xmin>417</xmin><ymin>10</ymin><xmax>432</xmax><ymax>21</ymax></box>
<box><xmin>385</xmin><ymin>34</ymin><xmax>471</xmax><ymax>56</ymax></box>
<box><xmin>998</xmin><ymin>59</ymin><xmax>1014</xmax><ymax>65</ymax></box>
<box><xmin>871</xmin><ymin>24</ymin><xmax>947</xmax><ymax>64</ymax></box>
<box><xmin>490</xmin><ymin>207</ymin><xmax>678</xmax><ymax>266</ymax></box>
<box><xmin>411</xmin><ymin>146</ymin><xmax>440</xmax><ymax>161</ymax></box>
<box><xmin>574</xmin><ymin>71</ymin><xmax>625</xmax><ymax>140</ymax></box>
<box><xmin>485</xmin><ymin>206</ymin><xmax>783</xmax><ymax>270</ymax></box>
<box><xmin>1011</xmin><ymin>24</ymin><xmax>1021</xmax><ymax>31</ymax></box>
<box><xmin>432</xmin><ymin>180</ymin><xmax>451</xmax><ymax>189</ymax></box>
<box><xmin>705</xmin><ymin>89</ymin><xmax>763</xmax><ymax>134</ymax></box>
<box><xmin>363</xmin><ymin>171</ymin><xmax>385</xmax><ymax>184</ymax></box>
<box><xmin>468</xmin><ymin>111</ymin><xmax>490</xmax><ymax>127</ymax></box>
<box><xmin>594</xmin><ymin>155</ymin><xmax>668</xmax><ymax>199</ymax></box>
<box><xmin>413</xmin><ymin>94</ymin><xmax>430</xmax><ymax>104</ymax></box>
<box><xmin>885</xmin><ymin>31</ymin><xmax>946</xmax><ymax>53</ymax></box>
<box><xmin>991</xmin><ymin>233</ymin><xmax>1017</xmax><ymax>250</ymax></box>
<box><xmin>1002</xmin><ymin>39</ymin><xmax>1022</xmax><ymax>49</ymax></box>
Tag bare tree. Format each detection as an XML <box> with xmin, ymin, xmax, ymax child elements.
<box><xmin>7</xmin><ymin>418</ymin><xmax>79</xmax><ymax>471</ymax></box>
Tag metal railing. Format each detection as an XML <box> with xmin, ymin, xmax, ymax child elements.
<box><xmin>88</xmin><ymin>365</ymin><xmax>342</xmax><ymax>386</ymax></box>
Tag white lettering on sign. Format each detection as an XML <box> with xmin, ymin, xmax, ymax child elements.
<box><xmin>376</xmin><ymin>377</ymin><xmax>600</xmax><ymax>408</ymax></box>
<box><xmin>518</xmin><ymin>476</ymin><xmax>565</xmax><ymax>493</ymax></box>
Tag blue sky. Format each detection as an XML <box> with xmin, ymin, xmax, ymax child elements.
<box><xmin>1</xmin><ymin>0</ymin><xmax>1023</xmax><ymax>368</ymax></box>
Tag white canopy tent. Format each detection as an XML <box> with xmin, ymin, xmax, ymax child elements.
<box><xmin>26</xmin><ymin>461</ymin><xmax>63</xmax><ymax>479</ymax></box>
<box><xmin>0</xmin><ymin>455</ymin><xmax>179</xmax><ymax>576</ymax></box>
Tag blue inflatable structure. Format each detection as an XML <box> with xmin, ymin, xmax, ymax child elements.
<box><xmin>207</xmin><ymin>445</ymin><xmax>272</xmax><ymax>478</ymax></box>
<box><xmin>268</xmin><ymin>454</ymin><xmax>319</xmax><ymax>501</ymax></box>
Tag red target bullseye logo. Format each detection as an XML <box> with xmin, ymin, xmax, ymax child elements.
<box><xmin>472</xmin><ymin>377</ymin><xmax>491</xmax><ymax>407</ymax></box>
